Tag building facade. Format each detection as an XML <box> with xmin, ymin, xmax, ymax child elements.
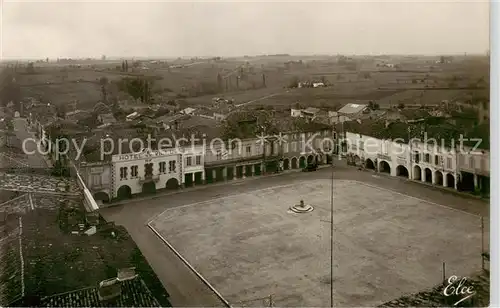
<box><xmin>111</xmin><ymin>148</ymin><xmax>185</xmax><ymax>199</ymax></box>
<box><xmin>344</xmin><ymin>132</ymin><xmax>459</xmax><ymax>190</ymax></box>
<box><xmin>78</xmin><ymin>161</ymin><xmax>113</xmax><ymax>204</ymax></box>
<box><xmin>458</xmin><ymin>149</ymin><xmax>490</xmax><ymax>195</ymax></box>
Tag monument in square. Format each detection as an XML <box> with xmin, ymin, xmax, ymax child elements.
<box><xmin>289</xmin><ymin>200</ymin><xmax>314</xmax><ymax>213</ymax></box>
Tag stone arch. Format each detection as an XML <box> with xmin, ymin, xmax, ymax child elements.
<box><xmin>353</xmin><ymin>155</ymin><xmax>360</xmax><ymax>165</ymax></box>
<box><xmin>366</xmin><ymin>158</ymin><xmax>375</xmax><ymax>170</ymax></box>
<box><xmin>396</xmin><ymin>165</ymin><xmax>409</xmax><ymax>178</ymax></box>
<box><xmin>413</xmin><ymin>165</ymin><xmax>422</xmax><ymax>181</ymax></box>
<box><xmin>435</xmin><ymin>171</ymin><xmax>443</xmax><ymax>186</ymax></box>
<box><xmin>93</xmin><ymin>191</ymin><xmax>110</xmax><ymax>203</ymax></box>
<box><xmin>291</xmin><ymin>157</ymin><xmax>298</xmax><ymax>169</ymax></box>
<box><xmin>446</xmin><ymin>173</ymin><xmax>455</xmax><ymax>188</ymax></box>
<box><xmin>283</xmin><ymin>158</ymin><xmax>290</xmax><ymax>170</ymax></box>
<box><xmin>142</xmin><ymin>182</ymin><xmax>156</xmax><ymax>194</ymax></box>
<box><xmin>117</xmin><ymin>185</ymin><xmax>132</xmax><ymax>200</ymax></box>
<box><xmin>299</xmin><ymin>156</ymin><xmax>306</xmax><ymax>168</ymax></box>
<box><xmin>165</xmin><ymin>178</ymin><xmax>179</xmax><ymax>190</ymax></box>
<box><xmin>424</xmin><ymin>168</ymin><xmax>432</xmax><ymax>183</ymax></box>
<box><xmin>379</xmin><ymin>160</ymin><xmax>391</xmax><ymax>174</ymax></box>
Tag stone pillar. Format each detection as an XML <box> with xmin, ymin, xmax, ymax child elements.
<box><xmin>251</xmin><ymin>164</ymin><xmax>255</xmax><ymax>176</ymax></box>
<box><xmin>473</xmin><ymin>174</ymin><xmax>478</xmax><ymax>190</ymax></box>
<box><xmin>212</xmin><ymin>169</ymin><xmax>217</xmax><ymax>181</ymax></box>
<box><xmin>455</xmin><ymin>173</ymin><xmax>459</xmax><ymax>190</ymax></box>
<box><xmin>431</xmin><ymin>171</ymin><xmax>436</xmax><ymax>185</ymax></box>
<box><xmin>443</xmin><ymin>173</ymin><xmax>448</xmax><ymax>187</ymax></box>
<box><xmin>422</xmin><ymin>168</ymin><xmax>426</xmax><ymax>182</ymax></box>
<box><xmin>242</xmin><ymin>165</ymin><xmax>246</xmax><ymax>179</ymax></box>
<box><xmin>222</xmin><ymin>167</ymin><xmax>227</xmax><ymax>181</ymax></box>
<box><xmin>233</xmin><ymin>166</ymin><xmax>237</xmax><ymax>180</ymax></box>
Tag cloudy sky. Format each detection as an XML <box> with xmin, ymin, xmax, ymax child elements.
<box><xmin>0</xmin><ymin>0</ymin><xmax>490</xmax><ymax>59</ymax></box>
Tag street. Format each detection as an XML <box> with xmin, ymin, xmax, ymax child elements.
<box><xmin>12</xmin><ymin>118</ymin><xmax>48</xmax><ymax>169</ymax></box>
<box><xmin>99</xmin><ymin>163</ymin><xmax>488</xmax><ymax>307</ymax></box>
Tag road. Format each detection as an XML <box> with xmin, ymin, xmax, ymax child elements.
<box><xmin>99</xmin><ymin>162</ymin><xmax>488</xmax><ymax>307</ymax></box>
<box><xmin>11</xmin><ymin>118</ymin><xmax>48</xmax><ymax>169</ymax></box>
<box><xmin>235</xmin><ymin>91</ymin><xmax>288</xmax><ymax>108</ymax></box>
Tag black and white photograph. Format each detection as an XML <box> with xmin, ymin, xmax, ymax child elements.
<box><xmin>0</xmin><ymin>1</ymin><xmax>496</xmax><ymax>307</ymax></box>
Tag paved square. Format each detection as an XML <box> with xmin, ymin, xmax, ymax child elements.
<box><xmin>150</xmin><ymin>180</ymin><xmax>484</xmax><ymax>307</ymax></box>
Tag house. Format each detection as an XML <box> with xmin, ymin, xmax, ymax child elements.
<box><xmin>180</xmin><ymin>107</ymin><xmax>196</xmax><ymax>115</ymax></box>
<box><xmin>290</xmin><ymin>107</ymin><xmax>322</xmax><ymax>121</ymax></box>
<box><xmin>98</xmin><ymin>113</ymin><xmax>116</xmax><ymax>125</ymax></box>
<box><xmin>126</xmin><ymin>112</ymin><xmax>140</xmax><ymax>121</ymax></box>
<box><xmin>336</xmin><ymin>103</ymin><xmax>369</xmax><ymax>122</ymax></box>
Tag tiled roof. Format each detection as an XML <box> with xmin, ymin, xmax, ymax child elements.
<box><xmin>40</xmin><ymin>277</ymin><xmax>162</xmax><ymax>307</ymax></box>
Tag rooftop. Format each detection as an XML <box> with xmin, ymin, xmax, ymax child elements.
<box><xmin>338</xmin><ymin>103</ymin><xmax>368</xmax><ymax>114</ymax></box>
<box><xmin>40</xmin><ymin>277</ymin><xmax>162</xmax><ymax>307</ymax></box>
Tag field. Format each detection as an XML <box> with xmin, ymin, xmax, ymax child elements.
<box><xmin>150</xmin><ymin>179</ymin><xmax>485</xmax><ymax>307</ymax></box>
<box><xmin>11</xmin><ymin>55</ymin><xmax>489</xmax><ymax>112</ymax></box>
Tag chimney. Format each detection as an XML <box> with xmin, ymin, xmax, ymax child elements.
<box><xmin>117</xmin><ymin>267</ymin><xmax>138</xmax><ymax>282</ymax></box>
<box><xmin>98</xmin><ymin>278</ymin><xmax>122</xmax><ymax>301</ymax></box>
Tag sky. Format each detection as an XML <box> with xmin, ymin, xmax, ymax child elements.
<box><xmin>0</xmin><ymin>0</ymin><xmax>490</xmax><ymax>59</ymax></box>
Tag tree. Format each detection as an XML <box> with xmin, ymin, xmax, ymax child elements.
<box><xmin>26</xmin><ymin>62</ymin><xmax>35</xmax><ymax>74</ymax></box>
<box><xmin>288</xmin><ymin>76</ymin><xmax>299</xmax><ymax>88</ymax></box>
<box><xmin>397</xmin><ymin>103</ymin><xmax>405</xmax><ymax>109</ymax></box>
<box><xmin>99</xmin><ymin>77</ymin><xmax>109</xmax><ymax>103</ymax></box>
<box><xmin>55</xmin><ymin>104</ymin><xmax>66</xmax><ymax>118</ymax></box>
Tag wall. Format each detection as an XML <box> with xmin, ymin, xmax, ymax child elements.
<box><xmin>182</xmin><ymin>145</ymin><xmax>205</xmax><ymax>176</ymax></box>
<box><xmin>458</xmin><ymin>150</ymin><xmax>490</xmax><ymax>176</ymax></box>
<box><xmin>70</xmin><ymin>162</ymin><xmax>99</xmax><ymax>212</ymax></box>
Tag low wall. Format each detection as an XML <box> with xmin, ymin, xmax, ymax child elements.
<box><xmin>71</xmin><ymin>162</ymin><xmax>99</xmax><ymax>212</ymax></box>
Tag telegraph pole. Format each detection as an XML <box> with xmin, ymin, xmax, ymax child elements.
<box><xmin>330</xmin><ymin>154</ymin><xmax>334</xmax><ymax>308</ymax></box>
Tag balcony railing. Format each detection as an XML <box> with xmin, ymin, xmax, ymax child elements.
<box><xmin>90</xmin><ymin>183</ymin><xmax>107</xmax><ymax>191</ymax></box>
<box><xmin>139</xmin><ymin>174</ymin><xmax>160</xmax><ymax>183</ymax></box>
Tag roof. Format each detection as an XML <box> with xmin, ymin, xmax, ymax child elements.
<box><xmin>303</xmin><ymin>107</ymin><xmax>320</xmax><ymax>114</ymax></box>
<box><xmin>338</xmin><ymin>103</ymin><xmax>367</xmax><ymax>114</ymax></box>
<box><xmin>40</xmin><ymin>277</ymin><xmax>163</xmax><ymax>307</ymax></box>
<box><xmin>99</xmin><ymin>113</ymin><xmax>116</xmax><ymax>124</ymax></box>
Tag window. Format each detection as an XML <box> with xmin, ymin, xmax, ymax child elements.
<box><xmin>186</xmin><ymin>156</ymin><xmax>192</xmax><ymax>166</ymax></box>
<box><xmin>434</xmin><ymin>155</ymin><xmax>439</xmax><ymax>165</ymax></box>
<box><xmin>284</xmin><ymin>143</ymin><xmax>289</xmax><ymax>153</ymax></box>
<box><xmin>447</xmin><ymin>157</ymin><xmax>452</xmax><ymax>169</ymax></box>
<box><xmin>119</xmin><ymin>167</ymin><xmax>128</xmax><ymax>180</ymax></box>
<box><xmin>291</xmin><ymin>141</ymin><xmax>297</xmax><ymax>152</ymax></box>
<box><xmin>131</xmin><ymin>165</ymin><xmax>139</xmax><ymax>177</ymax></box>
<box><xmin>92</xmin><ymin>174</ymin><xmax>101</xmax><ymax>186</ymax></box>
<box><xmin>144</xmin><ymin>163</ymin><xmax>153</xmax><ymax>177</ymax></box>
<box><xmin>414</xmin><ymin>152</ymin><xmax>420</xmax><ymax>163</ymax></box>
<box><xmin>216</xmin><ymin>151</ymin><xmax>222</xmax><ymax>160</ymax></box>
<box><xmin>246</xmin><ymin>146</ymin><xmax>252</xmax><ymax>155</ymax></box>
<box><xmin>425</xmin><ymin>153</ymin><xmax>430</xmax><ymax>163</ymax></box>
<box><xmin>169</xmin><ymin>160</ymin><xmax>176</xmax><ymax>172</ymax></box>
<box><xmin>158</xmin><ymin>162</ymin><xmax>166</xmax><ymax>173</ymax></box>
<box><xmin>196</xmin><ymin>155</ymin><xmax>201</xmax><ymax>165</ymax></box>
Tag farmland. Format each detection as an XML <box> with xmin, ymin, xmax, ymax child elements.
<box><xmin>9</xmin><ymin>55</ymin><xmax>489</xmax><ymax>112</ymax></box>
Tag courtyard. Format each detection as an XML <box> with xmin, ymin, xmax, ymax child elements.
<box><xmin>149</xmin><ymin>179</ymin><xmax>485</xmax><ymax>307</ymax></box>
